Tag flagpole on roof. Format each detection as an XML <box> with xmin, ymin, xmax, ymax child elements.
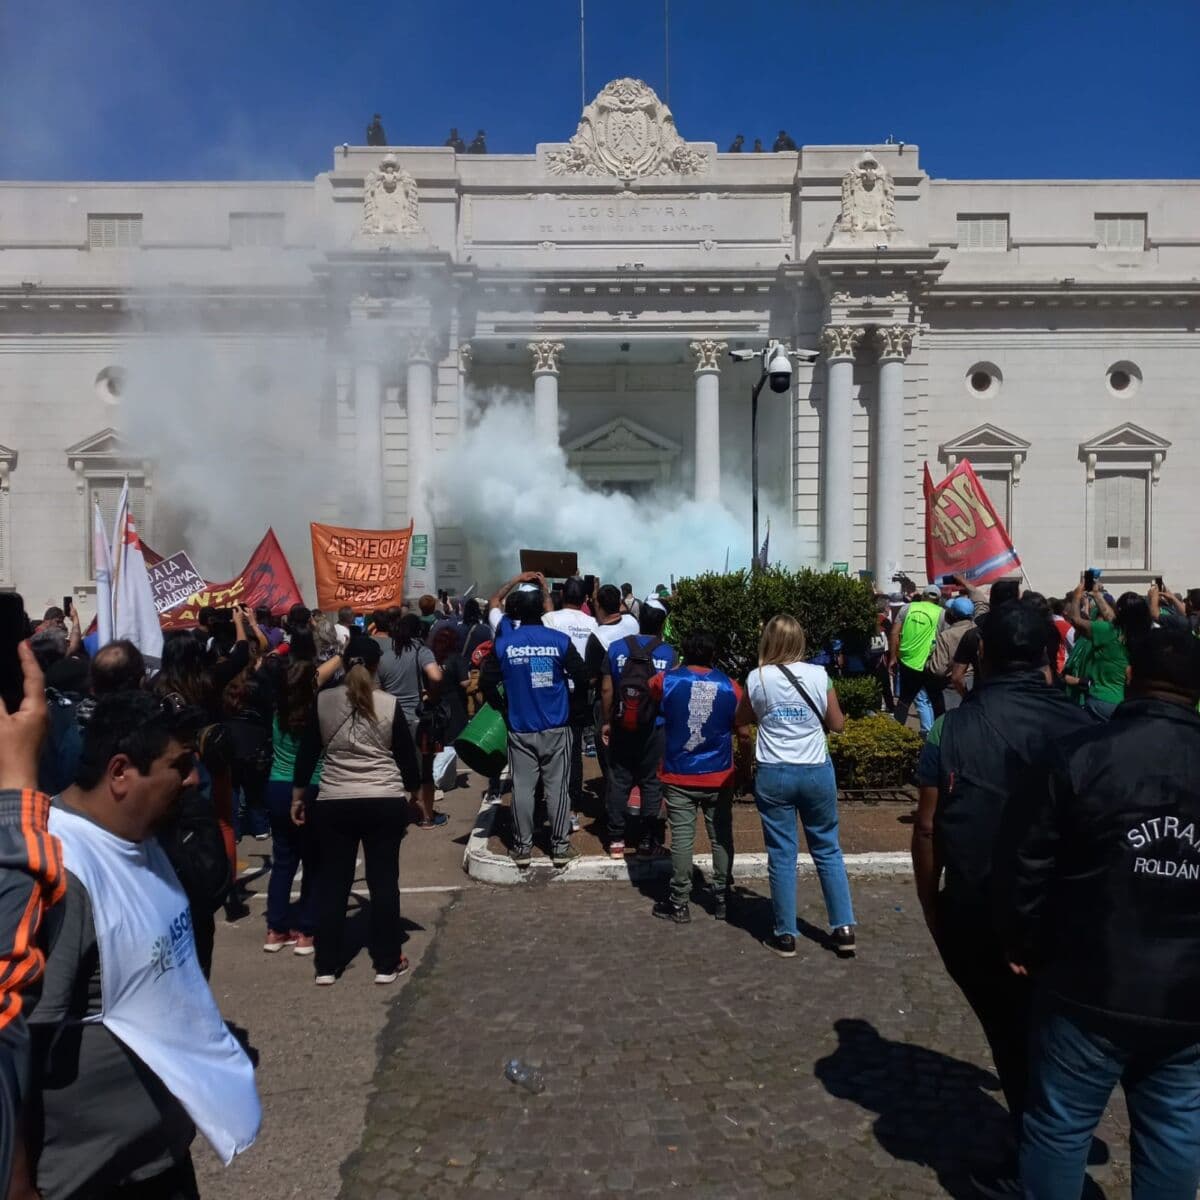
<box><xmin>579</xmin><ymin>0</ymin><xmax>586</xmax><ymax>111</ymax></box>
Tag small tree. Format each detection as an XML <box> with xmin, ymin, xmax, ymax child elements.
<box><xmin>670</xmin><ymin>566</ymin><xmax>877</xmax><ymax>680</ymax></box>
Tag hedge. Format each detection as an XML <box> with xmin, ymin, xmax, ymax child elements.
<box><xmin>832</xmin><ymin>676</ymin><xmax>883</xmax><ymax>720</ymax></box>
<box><xmin>827</xmin><ymin>715</ymin><xmax>923</xmax><ymax>789</ymax></box>
<box><xmin>668</xmin><ymin>567</ymin><xmax>878</xmax><ymax>680</ymax></box>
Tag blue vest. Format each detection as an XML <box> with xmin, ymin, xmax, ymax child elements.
<box><xmin>496</xmin><ymin>623</ymin><xmax>573</xmax><ymax>733</ymax></box>
<box><xmin>608</xmin><ymin>636</ymin><xmax>679</xmax><ymax>729</ymax></box>
<box><xmin>660</xmin><ymin>667</ymin><xmax>739</xmax><ymax>779</ymax></box>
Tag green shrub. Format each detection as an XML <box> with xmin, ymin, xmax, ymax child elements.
<box><xmin>828</xmin><ymin>715</ymin><xmax>922</xmax><ymax>789</ymax></box>
<box><xmin>669</xmin><ymin>567</ymin><xmax>878</xmax><ymax>679</ymax></box>
<box><xmin>832</xmin><ymin>676</ymin><xmax>883</xmax><ymax>720</ymax></box>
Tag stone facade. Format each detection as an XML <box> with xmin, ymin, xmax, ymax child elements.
<box><xmin>2</xmin><ymin>78</ymin><xmax>1199</xmax><ymax>612</ymax></box>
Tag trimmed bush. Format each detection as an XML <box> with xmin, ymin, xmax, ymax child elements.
<box><xmin>828</xmin><ymin>715</ymin><xmax>922</xmax><ymax>789</ymax></box>
<box><xmin>832</xmin><ymin>676</ymin><xmax>883</xmax><ymax>720</ymax></box>
<box><xmin>669</xmin><ymin>567</ymin><xmax>878</xmax><ymax>679</ymax></box>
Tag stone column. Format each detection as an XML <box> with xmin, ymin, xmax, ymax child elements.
<box><xmin>353</xmin><ymin>360</ymin><xmax>385</xmax><ymax>528</ymax></box>
<box><xmin>819</xmin><ymin>325</ymin><xmax>864</xmax><ymax>567</ymax></box>
<box><xmin>528</xmin><ymin>339</ymin><xmax>565</xmax><ymax>448</ymax></box>
<box><xmin>405</xmin><ymin>331</ymin><xmax>437</xmax><ymax>596</ymax></box>
<box><xmin>871</xmin><ymin>325</ymin><xmax>915</xmax><ymax>583</ymax></box>
<box><xmin>689</xmin><ymin>338</ymin><xmax>727</xmax><ymax>503</ymax></box>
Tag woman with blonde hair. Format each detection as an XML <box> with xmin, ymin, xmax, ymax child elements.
<box><xmin>735</xmin><ymin>614</ymin><xmax>856</xmax><ymax>959</ymax></box>
<box><xmin>292</xmin><ymin>635</ymin><xmax>420</xmax><ymax>985</ymax></box>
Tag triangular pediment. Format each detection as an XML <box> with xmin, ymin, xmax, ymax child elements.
<box><xmin>940</xmin><ymin>423</ymin><xmax>1030</xmax><ymax>456</ymax></box>
<box><xmin>1080</xmin><ymin>422</ymin><xmax>1171</xmax><ymax>455</ymax></box>
<box><xmin>64</xmin><ymin>428</ymin><xmax>127</xmax><ymax>458</ymax></box>
<box><xmin>0</xmin><ymin>443</ymin><xmax>16</xmax><ymax>466</ymax></box>
<box><xmin>565</xmin><ymin>417</ymin><xmax>680</xmax><ymax>457</ymax></box>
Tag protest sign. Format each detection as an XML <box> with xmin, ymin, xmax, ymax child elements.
<box><xmin>518</xmin><ymin>549</ymin><xmax>579</xmax><ymax>578</ymax></box>
<box><xmin>146</xmin><ymin>551</ymin><xmax>206</xmax><ymax>614</ymax></box>
<box><xmin>923</xmin><ymin>460</ymin><xmax>1021</xmax><ymax>585</ymax></box>
<box><xmin>160</xmin><ymin>530</ymin><xmax>303</xmax><ymax>630</ymax></box>
<box><xmin>311</xmin><ymin>521</ymin><xmax>413</xmax><ymax>611</ymax></box>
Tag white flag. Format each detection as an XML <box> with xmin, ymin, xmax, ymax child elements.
<box><xmin>109</xmin><ymin>477</ymin><xmax>129</xmax><ymax>608</ymax></box>
<box><xmin>93</xmin><ymin>498</ymin><xmax>114</xmax><ymax>646</ymax></box>
<box><xmin>112</xmin><ymin>498</ymin><xmax>163</xmax><ymax>665</ymax></box>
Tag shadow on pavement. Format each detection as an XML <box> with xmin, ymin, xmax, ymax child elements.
<box><xmin>817</xmin><ymin>1017</ymin><xmax>1011</xmax><ymax>1199</ymax></box>
<box><xmin>815</xmin><ymin>1018</ymin><xmax>1111</xmax><ymax>1199</ymax></box>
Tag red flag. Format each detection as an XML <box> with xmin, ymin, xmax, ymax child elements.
<box><xmin>160</xmin><ymin>530</ymin><xmax>303</xmax><ymax>630</ymax></box>
<box><xmin>923</xmin><ymin>459</ymin><xmax>1021</xmax><ymax>586</ymax></box>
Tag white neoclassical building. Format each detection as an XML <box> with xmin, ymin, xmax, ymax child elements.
<box><xmin>2</xmin><ymin>77</ymin><xmax>1199</xmax><ymax>613</ymax></box>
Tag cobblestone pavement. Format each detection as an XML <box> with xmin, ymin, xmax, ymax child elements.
<box><xmin>341</xmin><ymin>879</ymin><xmax>1131</xmax><ymax>1199</ymax></box>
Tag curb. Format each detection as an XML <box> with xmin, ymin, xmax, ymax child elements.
<box><xmin>463</xmin><ymin>798</ymin><xmax>911</xmax><ymax>886</ymax></box>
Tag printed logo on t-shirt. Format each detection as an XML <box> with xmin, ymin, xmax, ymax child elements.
<box><xmin>530</xmin><ymin>656</ymin><xmax>555</xmax><ymax>689</ymax></box>
<box><xmin>684</xmin><ymin>680</ymin><xmax>719</xmax><ymax>751</ymax></box>
<box><xmin>150</xmin><ymin>906</ymin><xmax>196</xmax><ymax>980</ymax></box>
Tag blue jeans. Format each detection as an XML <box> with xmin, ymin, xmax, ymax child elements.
<box><xmin>754</xmin><ymin>760</ymin><xmax>855</xmax><ymax>936</ymax></box>
<box><xmin>1021</xmin><ymin>1006</ymin><xmax>1200</xmax><ymax>1199</ymax></box>
<box><xmin>265</xmin><ymin>780</ymin><xmax>317</xmax><ymax>936</ymax></box>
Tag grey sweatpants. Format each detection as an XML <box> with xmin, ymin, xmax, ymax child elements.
<box><xmin>508</xmin><ymin>726</ymin><xmax>572</xmax><ymax>855</ymax></box>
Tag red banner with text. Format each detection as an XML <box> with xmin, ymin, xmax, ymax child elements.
<box><xmin>160</xmin><ymin>530</ymin><xmax>303</xmax><ymax>630</ymax></box>
<box><xmin>923</xmin><ymin>460</ymin><xmax>1021</xmax><ymax>586</ymax></box>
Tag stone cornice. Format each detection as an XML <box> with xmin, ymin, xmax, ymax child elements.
<box><xmin>926</xmin><ymin>281</ymin><xmax>1200</xmax><ymax>310</ymax></box>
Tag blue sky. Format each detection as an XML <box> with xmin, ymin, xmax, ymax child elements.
<box><xmin>2</xmin><ymin>0</ymin><xmax>1197</xmax><ymax>181</ymax></box>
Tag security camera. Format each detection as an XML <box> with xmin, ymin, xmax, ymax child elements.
<box><xmin>792</xmin><ymin>348</ymin><xmax>821</xmax><ymax>363</ymax></box>
<box><xmin>728</xmin><ymin>348</ymin><xmax>757</xmax><ymax>362</ymax></box>
<box><xmin>766</xmin><ymin>344</ymin><xmax>793</xmax><ymax>393</ymax></box>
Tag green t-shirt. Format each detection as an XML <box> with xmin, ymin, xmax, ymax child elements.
<box><xmin>1084</xmin><ymin>619</ymin><xmax>1128</xmax><ymax>705</ymax></box>
<box><xmin>270</xmin><ymin>715</ymin><xmax>322</xmax><ymax>784</ymax></box>
<box><xmin>898</xmin><ymin>601</ymin><xmax>942</xmax><ymax>670</ymax></box>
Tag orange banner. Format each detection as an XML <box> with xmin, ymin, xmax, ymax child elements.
<box><xmin>311</xmin><ymin>521</ymin><xmax>414</xmax><ymax>612</ymax></box>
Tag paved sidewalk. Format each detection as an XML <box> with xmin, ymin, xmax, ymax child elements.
<box><xmin>342</xmin><ymin>880</ymin><xmax>1131</xmax><ymax>1199</ymax></box>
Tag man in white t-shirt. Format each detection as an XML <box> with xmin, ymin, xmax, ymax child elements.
<box><xmin>487</xmin><ymin>571</ymin><xmax>549</xmax><ymax>636</ymax></box>
<box><xmin>335</xmin><ymin>606</ymin><xmax>354</xmax><ymax>650</ymax></box>
<box><xmin>543</xmin><ymin>578</ymin><xmax>599</xmax><ymax>828</ymax></box>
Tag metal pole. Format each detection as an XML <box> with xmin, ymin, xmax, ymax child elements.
<box><xmin>580</xmin><ymin>0</ymin><xmax>586</xmax><ymax>110</ymax></box>
<box><xmin>664</xmin><ymin>0</ymin><xmax>670</xmax><ymax>104</ymax></box>
<box><xmin>751</xmin><ymin>372</ymin><xmax>766</xmax><ymax>571</ymax></box>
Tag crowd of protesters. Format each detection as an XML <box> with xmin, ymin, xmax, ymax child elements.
<box><xmin>1</xmin><ymin>558</ymin><xmax>1199</xmax><ymax>1197</ymax></box>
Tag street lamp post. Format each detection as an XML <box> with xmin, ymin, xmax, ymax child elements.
<box><xmin>731</xmin><ymin>342</ymin><xmax>819</xmax><ymax>571</ymax></box>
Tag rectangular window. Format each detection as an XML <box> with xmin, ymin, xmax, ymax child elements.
<box><xmin>976</xmin><ymin>469</ymin><xmax>1012</xmax><ymax>535</ymax></box>
<box><xmin>229</xmin><ymin>211</ymin><xmax>285</xmax><ymax>247</ymax></box>
<box><xmin>956</xmin><ymin>214</ymin><xmax>1009</xmax><ymax>250</ymax></box>
<box><xmin>88</xmin><ymin>478</ymin><xmax>148</xmax><ymax>576</ymax></box>
<box><xmin>87</xmin><ymin>214</ymin><xmax>143</xmax><ymax>249</ymax></box>
<box><xmin>1094</xmin><ymin>213</ymin><xmax>1146</xmax><ymax>250</ymax></box>
<box><xmin>1091</xmin><ymin>470</ymin><xmax>1148</xmax><ymax>570</ymax></box>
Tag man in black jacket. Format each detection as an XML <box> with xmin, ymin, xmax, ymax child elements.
<box><xmin>912</xmin><ymin>602</ymin><xmax>1095</xmax><ymax>1196</ymax></box>
<box><xmin>1007</xmin><ymin>627</ymin><xmax>1200</xmax><ymax>1198</ymax></box>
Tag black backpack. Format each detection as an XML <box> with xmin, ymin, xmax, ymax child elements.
<box><xmin>614</xmin><ymin>637</ymin><xmax>663</xmax><ymax>735</ymax></box>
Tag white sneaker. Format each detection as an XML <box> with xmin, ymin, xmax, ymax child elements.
<box><xmin>374</xmin><ymin>958</ymin><xmax>410</xmax><ymax>985</ymax></box>
<box><xmin>314</xmin><ymin>974</ymin><xmax>336</xmax><ymax>986</ymax></box>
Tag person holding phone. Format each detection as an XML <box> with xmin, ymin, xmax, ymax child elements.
<box><xmin>1065</xmin><ymin>575</ymin><xmax>1151</xmax><ymax>719</ymax></box>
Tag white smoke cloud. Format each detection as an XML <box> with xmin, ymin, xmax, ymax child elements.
<box><xmin>433</xmin><ymin>392</ymin><xmax>806</xmax><ymax>596</ymax></box>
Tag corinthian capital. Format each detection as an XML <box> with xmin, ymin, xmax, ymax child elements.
<box><xmin>689</xmin><ymin>338</ymin><xmax>728</xmax><ymax>372</ymax></box>
<box><xmin>405</xmin><ymin>330</ymin><xmax>439</xmax><ymax>364</ymax></box>
<box><xmin>528</xmin><ymin>339</ymin><xmax>565</xmax><ymax>374</ymax></box>
<box><xmin>820</xmin><ymin>324</ymin><xmax>865</xmax><ymax>361</ymax></box>
<box><xmin>872</xmin><ymin>324</ymin><xmax>915</xmax><ymax>361</ymax></box>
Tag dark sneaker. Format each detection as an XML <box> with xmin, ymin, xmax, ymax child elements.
<box><xmin>636</xmin><ymin>837</ymin><xmax>669</xmax><ymax>859</ymax></box>
<box><xmin>652</xmin><ymin>900</ymin><xmax>691</xmax><ymax>924</ymax></box>
<box><xmin>510</xmin><ymin>846</ymin><xmax>533</xmax><ymax>869</ymax></box>
<box><xmin>551</xmin><ymin>845</ymin><xmax>580</xmax><ymax>868</ymax></box>
<box><xmin>831</xmin><ymin>925</ymin><xmax>857</xmax><ymax>958</ymax></box>
<box><xmin>712</xmin><ymin>891</ymin><xmax>731</xmax><ymax>922</ymax></box>
<box><xmin>765</xmin><ymin>933</ymin><xmax>797</xmax><ymax>958</ymax></box>
<box><xmin>967</xmin><ymin>1169</ymin><xmax>1022</xmax><ymax>1199</ymax></box>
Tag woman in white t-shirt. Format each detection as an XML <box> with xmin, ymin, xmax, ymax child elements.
<box><xmin>735</xmin><ymin>614</ymin><xmax>856</xmax><ymax>960</ymax></box>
